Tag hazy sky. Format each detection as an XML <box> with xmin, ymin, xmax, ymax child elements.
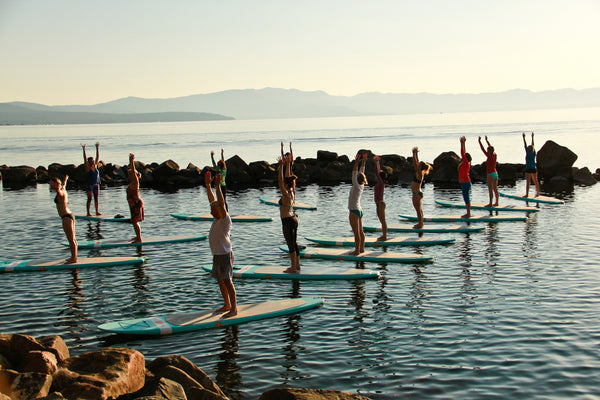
<box><xmin>1</xmin><ymin>0</ymin><xmax>599</xmax><ymax>105</ymax></box>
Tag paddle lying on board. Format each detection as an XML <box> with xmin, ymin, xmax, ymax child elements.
<box><xmin>170</xmin><ymin>213</ymin><xmax>272</xmax><ymax>222</ymax></box>
<box><xmin>67</xmin><ymin>235</ymin><xmax>207</xmax><ymax>249</ymax></box>
<box><xmin>98</xmin><ymin>297</ymin><xmax>324</xmax><ymax>336</ymax></box>
<box><xmin>363</xmin><ymin>224</ymin><xmax>484</xmax><ymax>233</ymax></box>
<box><xmin>74</xmin><ymin>214</ymin><xmax>131</xmax><ymax>223</ymax></box>
<box><xmin>0</xmin><ymin>256</ymin><xmax>145</xmax><ymax>273</ymax></box>
<box><xmin>398</xmin><ymin>214</ymin><xmax>527</xmax><ymax>223</ymax></box>
<box><xmin>259</xmin><ymin>196</ymin><xmax>316</xmax><ymax>210</ymax></box>
<box><xmin>499</xmin><ymin>192</ymin><xmax>564</xmax><ymax>204</ymax></box>
<box><xmin>280</xmin><ymin>245</ymin><xmax>433</xmax><ymax>263</ymax></box>
<box><xmin>202</xmin><ymin>264</ymin><xmax>380</xmax><ymax>280</ymax></box>
<box><xmin>305</xmin><ymin>236</ymin><xmax>455</xmax><ymax>247</ymax></box>
<box><xmin>435</xmin><ymin>200</ymin><xmax>540</xmax><ymax>212</ymax></box>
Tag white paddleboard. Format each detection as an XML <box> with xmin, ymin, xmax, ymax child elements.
<box><xmin>499</xmin><ymin>192</ymin><xmax>564</xmax><ymax>204</ymax></box>
<box><xmin>363</xmin><ymin>224</ymin><xmax>485</xmax><ymax>233</ymax></box>
<box><xmin>259</xmin><ymin>196</ymin><xmax>316</xmax><ymax>210</ymax></box>
<box><xmin>305</xmin><ymin>236</ymin><xmax>455</xmax><ymax>247</ymax></box>
<box><xmin>68</xmin><ymin>235</ymin><xmax>207</xmax><ymax>249</ymax></box>
<box><xmin>0</xmin><ymin>256</ymin><xmax>145</xmax><ymax>273</ymax></box>
<box><xmin>435</xmin><ymin>200</ymin><xmax>539</xmax><ymax>212</ymax></box>
<box><xmin>74</xmin><ymin>214</ymin><xmax>131</xmax><ymax>222</ymax></box>
<box><xmin>398</xmin><ymin>214</ymin><xmax>527</xmax><ymax>222</ymax></box>
<box><xmin>170</xmin><ymin>213</ymin><xmax>272</xmax><ymax>222</ymax></box>
<box><xmin>281</xmin><ymin>245</ymin><xmax>433</xmax><ymax>263</ymax></box>
<box><xmin>202</xmin><ymin>264</ymin><xmax>379</xmax><ymax>280</ymax></box>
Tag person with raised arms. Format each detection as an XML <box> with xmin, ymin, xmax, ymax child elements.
<box><xmin>50</xmin><ymin>175</ymin><xmax>77</xmax><ymax>263</ymax></box>
<box><xmin>126</xmin><ymin>153</ymin><xmax>144</xmax><ymax>243</ymax></box>
<box><xmin>523</xmin><ymin>132</ymin><xmax>540</xmax><ymax>197</ymax></box>
<box><xmin>210</xmin><ymin>149</ymin><xmax>228</xmax><ymax>211</ymax></box>
<box><xmin>411</xmin><ymin>147</ymin><xmax>433</xmax><ymax>229</ymax></box>
<box><xmin>348</xmin><ymin>152</ymin><xmax>367</xmax><ymax>255</ymax></box>
<box><xmin>81</xmin><ymin>142</ymin><xmax>101</xmax><ymax>216</ymax></box>
<box><xmin>373</xmin><ymin>155</ymin><xmax>387</xmax><ymax>241</ymax></box>
<box><xmin>278</xmin><ymin>155</ymin><xmax>300</xmax><ymax>273</ymax></box>
<box><xmin>458</xmin><ymin>137</ymin><xmax>473</xmax><ymax>218</ymax></box>
<box><xmin>478</xmin><ymin>135</ymin><xmax>499</xmax><ymax>207</ymax></box>
<box><xmin>205</xmin><ymin>171</ymin><xmax>237</xmax><ymax>318</ymax></box>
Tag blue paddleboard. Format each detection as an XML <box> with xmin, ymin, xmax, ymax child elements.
<box><xmin>170</xmin><ymin>213</ymin><xmax>272</xmax><ymax>222</ymax></box>
<box><xmin>202</xmin><ymin>264</ymin><xmax>379</xmax><ymax>280</ymax></box>
<box><xmin>68</xmin><ymin>235</ymin><xmax>207</xmax><ymax>249</ymax></box>
<box><xmin>305</xmin><ymin>236</ymin><xmax>455</xmax><ymax>247</ymax></box>
<box><xmin>280</xmin><ymin>245</ymin><xmax>433</xmax><ymax>263</ymax></box>
<box><xmin>98</xmin><ymin>297</ymin><xmax>324</xmax><ymax>336</ymax></box>
<box><xmin>0</xmin><ymin>256</ymin><xmax>145</xmax><ymax>273</ymax></box>
<box><xmin>74</xmin><ymin>214</ymin><xmax>131</xmax><ymax>223</ymax></box>
<box><xmin>363</xmin><ymin>224</ymin><xmax>484</xmax><ymax>233</ymax></box>
<box><xmin>398</xmin><ymin>214</ymin><xmax>527</xmax><ymax>223</ymax></box>
<box><xmin>499</xmin><ymin>192</ymin><xmax>564</xmax><ymax>204</ymax></box>
<box><xmin>435</xmin><ymin>200</ymin><xmax>539</xmax><ymax>212</ymax></box>
<box><xmin>259</xmin><ymin>196</ymin><xmax>316</xmax><ymax>210</ymax></box>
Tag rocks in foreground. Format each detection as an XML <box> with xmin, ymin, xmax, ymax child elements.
<box><xmin>0</xmin><ymin>333</ymin><xmax>368</xmax><ymax>400</ymax></box>
<box><xmin>0</xmin><ymin>141</ymin><xmax>597</xmax><ymax>189</ymax></box>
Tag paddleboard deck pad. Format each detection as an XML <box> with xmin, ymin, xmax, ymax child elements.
<box><xmin>98</xmin><ymin>297</ymin><xmax>324</xmax><ymax>336</ymax></box>
<box><xmin>435</xmin><ymin>200</ymin><xmax>540</xmax><ymax>212</ymax></box>
<box><xmin>69</xmin><ymin>235</ymin><xmax>207</xmax><ymax>249</ymax></box>
<box><xmin>280</xmin><ymin>245</ymin><xmax>433</xmax><ymax>263</ymax></box>
<box><xmin>398</xmin><ymin>214</ymin><xmax>527</xmax><ymax>222</ymax></box>
<box><xmin>499</xmin><ymin>192</ymin><xmax>564</xmax><ymax>204</ymax></box>
<box><xmin>74</xmin><ymin>214</ymin><xmax>131</xmax><ymax>222</ymax></box>
<box><xmin>259</xmin><ymin>196</ymin><xmax>316</xmax><ymax>210</ymax></box>
<box><xmin>305</xmin><ymin>236</ymin><xmax>455</xmax><ymax>247</ymax></box>
<box><xmin>202</xmin><ymin>264</ymin><xmax>379</xmax><ymax>280</ymax></box>
<box><xmin>0</xmin><ymin>256</ymin><xmax>145</xmax><ymax>273</ymax></box>
<box><xmin>363</xmin><ymin>224</ymin><xmax>484</xmax><ymax>233</ymax></box>
<box><xmin>170</xmin><ymin>213</ymin><xmax>272</xmax><ymax>222</ymax></box>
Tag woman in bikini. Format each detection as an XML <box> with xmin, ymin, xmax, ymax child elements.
<box><xmin>373</xmin><ymin>155</ymin><xmax>387</xmax><ymax>241</ymax></box>
<box><xmin>478</xmin><ymin>136</ymin><xmax>499</xmax><ymax>207</ymax></box>
<box><xmin>523</xmin><ymin>132</ymin><xmax>540</xmax><ymax>197</ymax></box>
<box><xmin>411</xmin><ymin>147</ymin><xmax>432</xmax><ymax>229</ymax></box>
<box><xmin>126</xmin><ymin>153</ymin><xmax>144</xmax><ymax>243</ymax></box>
<box><xmin>50</xmin><ymin>175</ymin><xmax>77</xmax><ymax>263</ymax></box>
<box><xmin>348</xmin><ymin>152</ymin><xmax>367</xmax><ymax>255</ymax></box>
<box><xmin>278</xmin><ymin>155</ymin><xmax>300</xmax><ymax>273</ymax></box>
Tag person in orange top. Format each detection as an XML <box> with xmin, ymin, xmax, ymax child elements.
<box><xmin>458</xmin><ymin>136</ymin><xmax>472</xmax><ymax>218</ymax></box>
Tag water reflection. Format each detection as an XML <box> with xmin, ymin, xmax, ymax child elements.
<box><xmin>457</xmin><ymin>234</ymin><xmax>476</xmax><ymax>305</ymax></box>
<box><xmin>56</xmin><ymin>270</ymin><xmax>87</xmax><ymax>338</ymax></box>
<box><xmin>83</xmin><ymin>221</ymin><xmax>103</xmax><ymax>240</ymax></box>
<box><xmin>215</xmin><ymin>326</ymin><xmax>242</xmax><ymax>400</ymax></box>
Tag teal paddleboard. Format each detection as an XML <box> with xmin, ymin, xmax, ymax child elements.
<box><xmin>0</xmin><ymin>256</ymin><xmax>144</xmax><ymax>273</ymax></box>
<box><xmin>98</xmin><ymin>297</ymin><xmax>324</xmax><ymax>336</ymax></box>
<box><xmin>305</xmin><ymin>236</ymin><xmax>455</xmax><ymax>247</ymax></box>
<box><xmin>280</xmin><ymin>245</ymin><xmax>433</xmax><ymax>263</ymax></box>
<box><xmin>74</xmin><ymin>214</ymin><xmax>131</xmax><ymax>223</ymax></box>
<box><xmin>398</xmin><ymin>214</ymin><xmax>527</xmax><ymax>223</ymax></box>
<box><xmin>170</xmin><ymin>213</ymin><xmax>272</xmax><ymax>222</ymax></box>
<box><xmin>499</xmin><ymin>192</ymin><xmax>564</xmax><ymax>204</ymax></box>
<box><xmin>202</xmin><ymin>264</ymin><xmax>379</xmax><ymax>280</ymax></box>
<box><xmin>363</xmin><ymin>224</ymin><xmax>484</xmax><ymax>233</ymax></box>
<box><xmin>68</xmin><ymin>235</ymin><xmax>207</xmax><ymax>249</ymax></box>
<box><xmin>259</xmin><ymin>196</ymin><xmax>316</xmax><ymax>210</ymax></box>
<box><xmin>435</xmin><ymin>200</ymin><xmax>540</xmax><ymax>212</ymax></box>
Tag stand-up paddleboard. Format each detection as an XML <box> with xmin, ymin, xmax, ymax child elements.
<box><xmin>98</xmin><ymin>297</ymin><xmax>324</xmax><ymax>336</ymax></box>
<box><xmin>202</xmin><ymin>265</ymin><xmax>379</xmax><ymax>280</ymax></box>
<box><xmin>499</xmin><ymin>192</ymin><xmax>565</xmax><ymax>204</ymax></box>
<box><xmin>0</xmin><ymin>256</ymin><xmax>145</xmax><ymax>273</ymax></box>
<box><xmin>363</xmin><ymin>224</ymin><xmax>484</xmax><ymax>233</ymax></box>
<box><xmin>74</xmin><ymin>214</ymin><xmax>131</xmax><ymax>223</ymax></box>
<box><xmin>305</xmin><ymin>236</ymin><xmax>455</xmax><ymax>247</ymax></box>
<box><xmin>170</xmin><ymin>213</ymin><xmax>272</xmax><ymax>222</ymax></box>
<box><xmin>67</xmin><ymin>235</ymin><xmax>207</xmax><ymax>249</ymax></box>
<box><xmin>435</xmin><ymin>200</ymin><xmax>540</xmax><ymax>212</ymax></box>
<box><xmin>398</xmin><ymin>214</ymin><xmax>527</xmax><ymax>223</ymax></box>
<box><xmin>280</xmin><ymin>245</ymin><xmax>433</xmax><ymax>263</ymax></box>
<box><xmin>259</xmin><ymin>196</ymin><xmax>316</xmax><ymax>210</ymax></box>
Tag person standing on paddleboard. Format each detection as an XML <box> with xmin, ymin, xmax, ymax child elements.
<box><xmin>411</xmin><ymin>147</ymin><xmax>432</xmax><ymax>229</ymax></box>
<box><xmin>127</xmin><ymin>153</ymin><xmax>144</xmax><ymax>243</ymax></box>
<box><xmin>50</xmin><ymin>175</ymin><xmax>77</xmax><ymax>264</ymax></box>
<box><xmin>373</xmin><ymin>155</ymin><xmax>387</xmax><ymax>241</ymax></box>
<box><xmin>523</xmin><ymin>132</ymin><xmax>541</xmax><ymax>197</ymax></box>
<box><xmin>205</xmin><ymin>171</ymin><xmax>237</xmax><ymax>318</ymax></box>
<box><xmin>478</xmin><ymin>136</ymin><xmax>499</xmax><ymax>207</ymax></box>
<box><xmin>81</xmin><ymin>142</ymin><xmax>101</xmax><ymax>216</ymax></box>
<box><xmin>458</xmin><ymin>137</ymin><xmax>473</xmax><ymax>218</ymax></box>
<box><xmin>348</xmin><ymin>152</ymin><xmax>367</xmax><ymax>255</ymax></box>
<box><xmin>210</xmin><ymin>149</ymin><xmax>228</xmax><ymax>211</ymax></box>
<box><xmin>278</xmin><ymin>155</ymin><xmax>300</xmax><ymax>273</ymax></box>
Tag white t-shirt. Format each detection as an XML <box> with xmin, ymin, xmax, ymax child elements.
<box><xmin>209</xmin><ymin>213</ymin><xmax>232</xmax><ymax>255</ymax></box>
<box><xmin>348</xmin><ymin>166</ymin><xmax>365</xmax><ymax>211</ymax></box>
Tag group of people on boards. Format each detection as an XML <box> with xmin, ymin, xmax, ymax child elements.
<box><xmin>49</xmin><ymin>133</ymin><xmax>540</xmax><ymax>318</ymax></box>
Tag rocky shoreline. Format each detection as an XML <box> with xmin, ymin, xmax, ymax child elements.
<box><xmin>0</xmin><ymin>333</ymin><xmax>369</xmax><ymax>400</ymax></box>
<box><xmin>1</xmin><ymin>141</ymin><xmax>598</xmax><ymax>190</ymax></box>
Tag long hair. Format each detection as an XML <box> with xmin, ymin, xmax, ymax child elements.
<box><xmin>420</xmin><ymin>161</ymin><xmax>433</xmax><ymax>176</ymax></box>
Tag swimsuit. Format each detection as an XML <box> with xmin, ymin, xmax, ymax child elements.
<box><xmin>525</xmin><ymin>147</ymin><xmax>537</xmax><ymax>173</ymax></box>
<box><xmin>126</xmin><ymin>186</ymin><xmax>145</xmax><ymax>223</ymax></box>
<box><xmin>60</xmin><ymin>213</ymin><xmax>74</xmax><ymax>221</ymax></box>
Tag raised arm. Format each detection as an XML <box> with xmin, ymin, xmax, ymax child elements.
<box><xmin>460</xmin><ymin>136</ymin><xmax>467</xmax><ymax>158</ymax></box>
<box><xmin>63</xmin><ymin>174</ymin><xmax>69</xmax><ymax>189</ymax></box>
<box><xmin>412</xmin><ymin>147</ymin><xmax>420</xmax><ymax>170</ymax></box>
<box><xmin>81</xmin><ymin>144</ymin><xmax>88</xmax><ymax>170</ymax></box>
<box><xmin>129</xmin><ymin>153</ymin><xmax>139</xmax><ymax>186</ymax></box>
<box><xmin>277</xmin><ymin>157</ymin><xmax>287</xmax><ymax>193</ymax></box>
<box><xmin>210</xmin><ymin>151</ymin><xmax>217</xmax><ymax>168</ymax></box>
<box><xmin>484</xmin><ymin>136</ymin><xmax>492</xmax><ymax>148</ymax></box>
<box><xmin>215</xmin><ymin>173</ymin><xmax>226</xmax><ymax>211</ymax></box>
<box><xmin>531</xmin><ymin>132</ymin><xmax>535</xmax><ymax>147</ymax></box>
<box><xmin>95</xmin><ymin>142</ymin><xmax>100</xmax><ymax>164</ymax></box>
<box><xmin>359</xmin><ymin>152</ymin><xmax>367</xmax><ymax>174</ymax></box>
<box><xmin>478</xmin><ymin>136</ymin><xmax>487</xmax><ymax>155</ymax></box>
<box><xmin>374</xmin><ymin>155</ymin><xmax>383</xmax><ymax>183</ymax></box>
<box><xmin>220</xmin><ymin>149</ymin><xmax>225</xmax><ymax>167</ymax></box>
<box><xmin>522</xmin><ymin>132</ymin><xmax>528</xmax><ymax>148</ymax></box>
<box><xmin>288</xmin><ymin>142</ymin><xmax>294</xmax><ymax>174</ymax></box>
<box><xmin>204</xmin><ymin>172</ymin><xmax>216</xmax><ymax>203</ymax></box>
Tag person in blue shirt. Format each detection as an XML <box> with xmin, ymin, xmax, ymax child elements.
<box><xmin>523</xmin><ymin>132</ymin><xmax>540</xmax><ymax>197</ymax></box>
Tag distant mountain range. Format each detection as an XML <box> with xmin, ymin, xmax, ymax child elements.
<box><xmin>1</xmin><ymin>87</ymin><xmax>599</xmax><ymax>125</ymax></box>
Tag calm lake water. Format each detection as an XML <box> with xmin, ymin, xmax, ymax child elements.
<box><xmin>1</xmin><ymin>109</ymin><xmax>599</xmax><ymax>399</ymax></box>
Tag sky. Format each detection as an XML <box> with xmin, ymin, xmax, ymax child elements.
<box><xmin>1</xmin><ymin>0</ymin><xmax>599</xmax><ymax>105</ymax></box>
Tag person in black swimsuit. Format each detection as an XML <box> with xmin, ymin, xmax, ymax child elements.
<box><xmin>50</xmin><ymin>175</ymin><xmax>77</xmax><ymax>263</ymax></box>
<box><xmin>81</xmin><ymin>142</ymin><xmax>101</xmax><ymax>216</ymax></box>
<box><xmin>411</xmin><ymin>147</ymin><xmax>432</xmax><ymax>229</ymax></box>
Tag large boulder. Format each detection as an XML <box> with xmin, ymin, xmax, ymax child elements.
<box><xmin>537</xmin><ymin>140</ymin><xmax>577</xmax><ymax>181</ymax></box>
<box><xmin>52</xmin><ymin>348</ymin><xmax>145</xmax><ymax>400</ymax></box>
<box><xmin>21</xmin><ymin>351</ymin><xmax>58</xmax><ymax>375</ymax></box>
<box><xmin>0</xmin><ymin>165</ymin><xmax>37</xmax><ymax>187</ymax></box>
<box><xmin>573</xmin><ymin>167</ymin><xmax>597</xmax><ymax>185</ymax></box>
<box><xmin>431</xmin><ymin>151</ymin><xmax>461</xmax><ymax>183</ymax></box>
<box><xmin>153</xmin><ymin>160</ymin><xmax>180</xmax><ymax>185</ymax></box>
<box><xmin>224</xmin><ymin>155</ymin><xmax>250</xmax><ymax>185</ymax></box>
<box><xmin>5</xmin><ymin>371</ymin><xmax>52</xmax><ymax>400</ymax></box>
<box><xmin>37</xmin><ymin>335</ymin><xmax>70</xmax><ymax>364</ymax></box>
